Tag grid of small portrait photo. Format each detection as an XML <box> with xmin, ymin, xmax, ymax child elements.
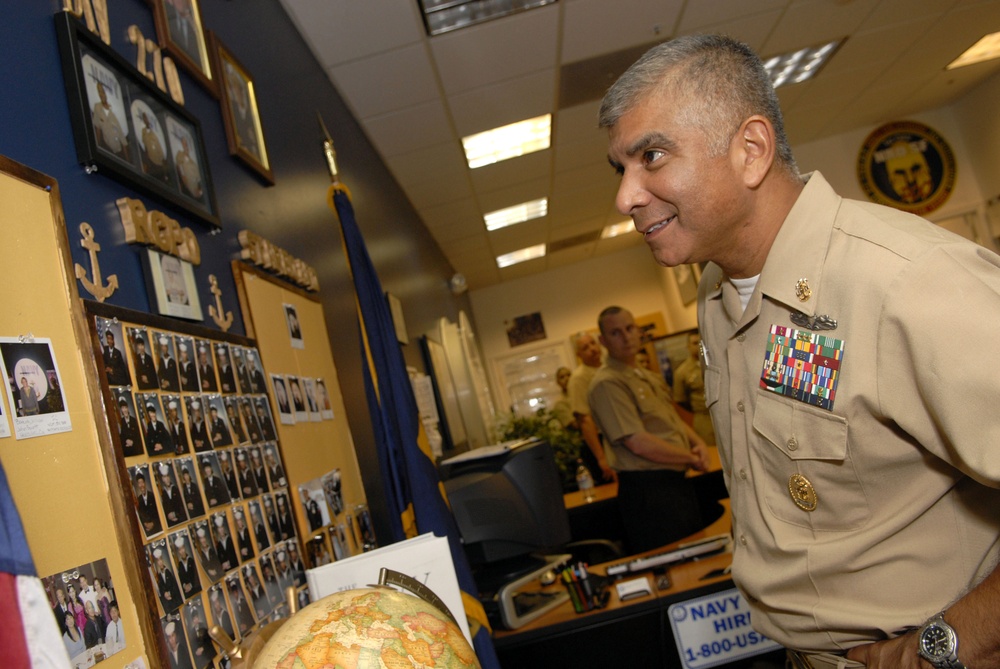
<box><xmin>93</xmin><ymin>316</ymin><xmax>307</xmax><ymax>668</ymax></box>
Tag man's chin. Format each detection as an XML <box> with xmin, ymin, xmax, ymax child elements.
<box><xmin>648</xmin><ymin>244</ymin><xmax>688</xmax><ymax>268</ymax></box>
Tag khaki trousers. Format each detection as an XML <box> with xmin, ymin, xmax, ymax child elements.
<box><xmin>787</xmin><ymin>650</ymin><xmax>866</xmax><ymax>669</ymax></box>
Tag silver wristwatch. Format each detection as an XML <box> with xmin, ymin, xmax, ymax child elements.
<box><xmin>917</xmin><ymin>614</ymin><xmax>967</xmax><ymax>669</ymax></box>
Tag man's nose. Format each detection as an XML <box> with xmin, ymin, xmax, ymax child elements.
<box><xmin>615</xmin><ymin>170</ymin><xmax>649</xmax><ymax>217</ymax></box>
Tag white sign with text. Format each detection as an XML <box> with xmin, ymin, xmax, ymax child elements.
<box><xmin>668</xmin><ymin>587</ymin><xmax>781</xmax><ymax>668</ymax></box>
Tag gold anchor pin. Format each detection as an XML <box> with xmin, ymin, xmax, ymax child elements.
<box><xmin>208</xmin><ymin>274</ymin><xmax>234</xmax><ymax>332</ymax></box>
<box><xmin>794</xmin><ymin>278</ymin><xmax>812</xmax><ymax>302</ymax></box>
<box><xmin>74</xmin><ymin>222</ymin><xmax>118</xmax><ymax>302</ymax></box>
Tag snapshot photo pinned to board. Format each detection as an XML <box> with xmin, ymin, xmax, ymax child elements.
<box><xmin>0</xmin><ymin>337</ymin><xmax>71</xmax><ymax>439</ymax></box>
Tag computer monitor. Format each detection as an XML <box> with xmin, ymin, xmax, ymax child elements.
<box><xmin>440</xmin><ymin>439</ymin><xmax>571</xmax><ymax>569</ymax></box>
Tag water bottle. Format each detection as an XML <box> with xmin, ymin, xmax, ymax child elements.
<box><xmin>576</xmin><ymin>459</ymin><xmax>596</xmax><ymax>502</ymax></box>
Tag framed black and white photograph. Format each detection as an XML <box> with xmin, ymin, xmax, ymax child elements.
<box><xmin>151</xmin><ymin>0</ymin><xmax>215</xmax><ymax>93</ymax></box>
<box><xmin>210</xmin><ymin>31</ymin><xmax>274</xmax><ymax>185</ymax></box>
<box><xmin>143</xmin><ymin>250</ymin><xmax>204</xmax><ymax>322</ymax></box>
<box><xmin>55</xmin><ymin>12</ymin><xmax>220</xmax><ymax>228</ymax></box>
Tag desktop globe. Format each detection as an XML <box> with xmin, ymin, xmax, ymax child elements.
<box><xmin>254</xmin><ymin>586</ymin><xmax>480</xmax><ymax>669</ymax></box>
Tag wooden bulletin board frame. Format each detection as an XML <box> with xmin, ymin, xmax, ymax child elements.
<box><xmin>0</xmin><ymin>154</ymin><xmax>160</xmax><ymax>667</ymax></box>
<box><xmin>230</xmin><ymin>260</ymin><xmax>370</xmax><ymax>555</ymax></box>
<box><xmin>83</xmin><ymin>299</ymin><xmax>306</xmax><ymax>668</ymax></box>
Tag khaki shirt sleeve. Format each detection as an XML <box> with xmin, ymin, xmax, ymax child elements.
<box><xmin>568</xmin><ymin>371</ymin><xmax>591</xmax><ymax>416</ymax></box>
<box><xmin>587</xmin><ymin>376</ymin><xmax>642</xmax><ymax>444</ymax></box>
<box><xmin>879</xmin><ymin>244</ymin><xmax>1000</xmax><ymax>487</ymax></box>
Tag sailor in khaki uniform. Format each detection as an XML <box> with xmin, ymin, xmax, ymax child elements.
<box><xmin>601</xmin><ymin>34</ymin><xmax>1000</xmax><ymax>668</ymax></box>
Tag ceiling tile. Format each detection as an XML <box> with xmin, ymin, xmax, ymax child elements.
<box><xmin>330</xmin><ymin>44</ymin><xmax>438</xmax><ymax>118</ymax></box>
<box><xmin>361</xmin><ymin>100</ymin><xmax>453</xmax><ymax>158</ymax></box>
<box><xmin>761</xmin><ymin>0</ymin><xmax>880</xmax><ymax>56</ymax></box>
<box><xmin>447</xmin><ymin>70</ymin><xmax>557</xmax><ymax>137</ymax></box>
<box><xmin>561</xmin><ymin>0</ymin><xmax>683</xmax><ymax>63</ymax></box>
<box><xmin>469</xmin><ymin>151</ymin><xmax>553</xmax><ymax>194</ymax></box>
<box><xmin>279</xmin><ymin>0</ymin><xmax>423</xmax><ymax>67</ymax></box>
<box><xmin>676</xmin><ymin>0</ymin><xmax>787</xmax><ymax>34</ymax></box>
<box><xmin>430</xmin><ymin>4</ymin><xmax>560</xmax><ymax>95</ymax></box>
<box><xmin>386</xmin><ymin>142</ymin><xmax>469</xmax><ymax>189</ymax></box>
<box><xmin>477</xmin><ymin>176</ymin><xmax>551</xmax><ymax>213</ymax></box>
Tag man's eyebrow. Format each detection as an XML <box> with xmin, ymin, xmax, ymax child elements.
<box><xmin>625</xmin><ymin>132</ymin><xmax>675</xmax><ymax>157</ymax></box>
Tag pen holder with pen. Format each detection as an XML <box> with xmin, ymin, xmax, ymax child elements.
<box><xmin>560</xmin><ymin>562</ymin><xmax>610</xmax><ymax>613</ymax></box>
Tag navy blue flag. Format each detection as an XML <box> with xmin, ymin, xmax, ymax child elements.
<box><xmin>328</xmin><ymin>185</ymin><xmax>500</xmax><ymax>668</ymax></box>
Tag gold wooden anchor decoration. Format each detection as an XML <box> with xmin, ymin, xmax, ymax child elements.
<box><xmin>74</xmin><ymin>222</ymin><xmax>118</xmax><ymax>302</ymax></box>
<box><xmin>208</xmin><ymin>274</ymin><xmax>234</xmax><ymax>332</ymax></box>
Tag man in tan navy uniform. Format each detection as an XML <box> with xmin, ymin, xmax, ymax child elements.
<box><xmin>588</xmin><ymin>306</ymin><xmax>710</xmax><ymax>553</ymax></box>
<box><xmin>567</xmin><ymin>332</ymin><xmax>616</xmax><ymax>482</ymax></box>
<box><xmin>601</xmin><ymin>34</ymin><xmax>1000</xmax><ymax>668</ymax></box>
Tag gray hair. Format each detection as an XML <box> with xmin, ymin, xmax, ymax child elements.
<box><xmin>599</xmin><ymin>34</ymin><xmax>797</xmax><ymax>173</ymax></box>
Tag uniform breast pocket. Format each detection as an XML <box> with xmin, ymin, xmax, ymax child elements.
<box><xmin>752</xmin><ymin>392</ymin><xmax>870</xmax><ymax>531</ymax></box>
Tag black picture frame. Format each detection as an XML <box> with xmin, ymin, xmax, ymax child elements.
<box><xmin>55</xmin><ymin>11</ymin><xmax>221</xmax><ymax>229</ymax></box>
<box><xmin>151</xmin><ymin>0</ymin><xmax>216</xmax><ymax>95</ymax></box>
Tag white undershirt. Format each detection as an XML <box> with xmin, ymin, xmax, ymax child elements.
<box><xmin>730</xmin><ymin>275</ymin><xmax>760</xmax><ymax>312</ymax></box>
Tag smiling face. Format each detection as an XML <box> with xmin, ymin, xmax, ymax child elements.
<box><xmin>608</xmin><ymin>87</ymin><xmax>749</xmax><ymax>271</ymax></box>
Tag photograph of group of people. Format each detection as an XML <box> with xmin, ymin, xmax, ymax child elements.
<box><xmin>43</xmin><ymin>559</ymin><xmax>125</xmax><ymax>668</ymax></box>
<box><xmin>94</xmin><ymin>317</ymin><xmax>306</xmax><ymax>668</ymax></box>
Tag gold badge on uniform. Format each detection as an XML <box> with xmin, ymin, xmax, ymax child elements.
<box><xmin>788</xmin><ymin>473</ymin><xmax>818</xmax><ymax>512</ymax></box>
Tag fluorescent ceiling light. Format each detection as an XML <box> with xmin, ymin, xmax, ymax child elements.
<box><xmin>484</xmin><ymin>198</ymin><xmax>548</xmax><ymax>231</ymax></box>
<box><xmin>763</xmin><ymin>39</ymin><xmax>843</xmax><ymax>88</ymax></box>
<box><xmin>419</xmin><ymin>0</ymin><xmax>558</xmax><ymax>36</ymax></box>
<box><xmin>462</xmin><ymin>114</ymin><xmax>551</xmax><ymax>169</ymax></box>
<box><xmin>601</xmin><ymin>220</ymin><xmax>634</xmax><ymax>239</ymax></box>
<box><xmin>947</xmin><ymin>31</ymin><xmax>1000</xmax><ymax>69</ymax></box>
<box><xmin>496</xmin><ymin>244</ymin><xmax>546</xmax><ymax>268</ymax></box>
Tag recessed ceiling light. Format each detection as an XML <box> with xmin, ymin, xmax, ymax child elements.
<box><xmin>419</xmin><ymin>0</ymin><xmax>558</xmax><ymax>36</ymax></box>
<box><xmin>484</xmin><ymin>198</ymin><xmax>548</xmax><ymax>231</ymax></box>
<box><xmin>947</xmin><ymin>31</ymin><xmax>1000</xmax><ymax>69</ymax></box>
<box><xmin>462</xmin><ymin>114</ymin><xmax>551</xmax><ymax>169</ymax></box>
<box><xmin>601</xmin><ymin>220</ymin><xmax>634</xmax><ymax>239</ymax></box>
<box><xmin>763</xmin><ymin>38</ymin><xmax>843</xmax><ymax>88</ymax></box>
<box><xmin>496</xmin><ymin>244</ymin><xmax>546</xmax><ymax>268</ymax></box>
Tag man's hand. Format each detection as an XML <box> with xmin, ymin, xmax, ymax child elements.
<box><xmin>845</xmin><ymin>632</ymin><xmax>925</xmax><ymax>668</ymax></box>
<box><xmin>690</xmin><ymin>442</ymin><xmax>710</xmax><ymax>472</ymax></box>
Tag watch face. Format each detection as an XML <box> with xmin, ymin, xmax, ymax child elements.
<box><xmin>921</xmin><ymin>624</ymin><xmax>952</xmax><ymax>658</ymax></box>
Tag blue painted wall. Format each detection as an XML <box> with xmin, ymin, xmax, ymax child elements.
<box><xmin>0</xmin><ymin>0</ymin><xmax>473</xmax><ymax>542</ymax></box>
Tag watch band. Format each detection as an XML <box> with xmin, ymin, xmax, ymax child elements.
<box><xmin>917</xmin><ymin>614</ymin><xmax>967</xmax><ymax>669</ymax></box>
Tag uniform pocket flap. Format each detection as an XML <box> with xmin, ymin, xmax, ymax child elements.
<box><xmin>753</xmin><ymin>391</ymin><xmax>848</xmax><ymax>461</ymax></box>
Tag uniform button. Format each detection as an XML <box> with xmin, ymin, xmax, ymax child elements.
<box><xmin>739</xmin><ymin>535</ymin><xmax>748</xmax><ymax>546</ymax></box>
<box><xmin>737</xmin><ymin>333</ymin><xmax>746</xmax><ymax>342</ymax></box>
<box><xmin>736</xmin><ymin>401</ymin><xmax>745</xmax><ymax>413</ymax></box>
<box><xmin>787</xmin><ymin>437</ymin><xmax>798</xmax><ymax>451</ymax></box>
<box><xmin>739</xmin><ymin>469</ymin><xmax>747</xmax><ymax>481</ymax></box>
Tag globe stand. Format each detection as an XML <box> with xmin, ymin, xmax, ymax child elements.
<box><xmin>208</xmin><ymin>585</ymin><xmax>299</xmax><ymax>668</ymax></box>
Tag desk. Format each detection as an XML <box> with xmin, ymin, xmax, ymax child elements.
<box><xmin>562</xmin><ymin>448</ymin><xmax>727</xmax><ymax>545</ymax></box>
<box><xmin>493</xmin><ymin>500</ymin><xmax>785</xmax><ymax>669</ymax></box>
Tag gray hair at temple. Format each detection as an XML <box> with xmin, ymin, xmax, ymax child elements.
<box><xmin>598</xmin><ymin>34</ymin><xmax>797</xmax><ymax>175</ymax></box>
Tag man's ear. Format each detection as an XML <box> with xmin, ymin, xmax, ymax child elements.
<box><xmin>734</xmin><ymin>116</ymin><xmax>776</xmax><ymax>188</ymax></box>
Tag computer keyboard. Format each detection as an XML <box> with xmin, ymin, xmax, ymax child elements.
<box><xmin>605</xmin><ymin>534</ymin><xmax>731</xmax><ymax>577</ymax></box>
